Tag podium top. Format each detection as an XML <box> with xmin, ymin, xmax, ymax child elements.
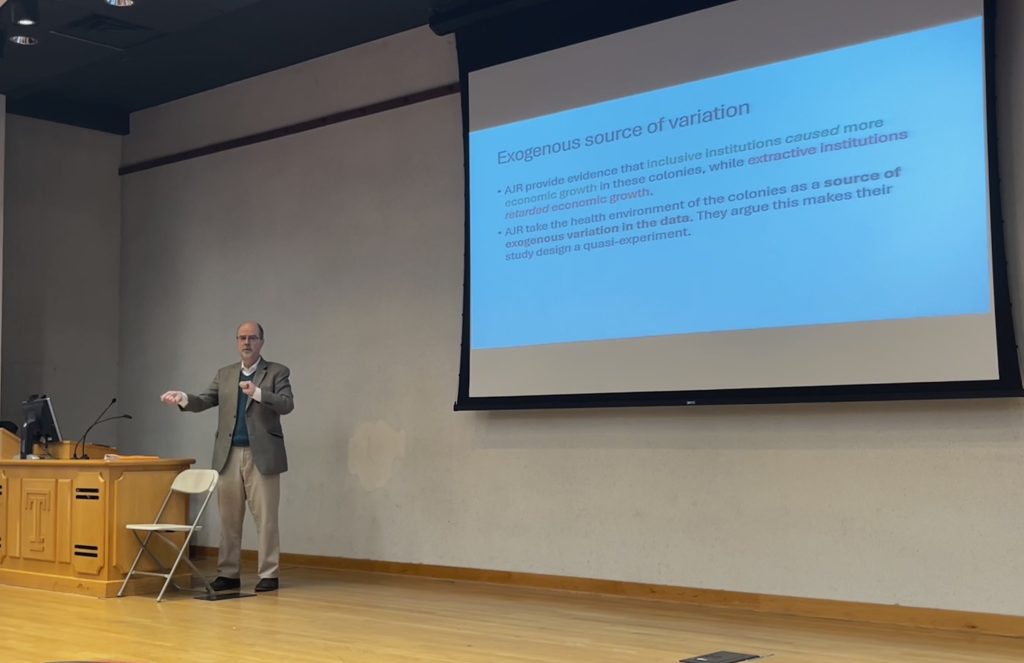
<box><xmin>0</xmin><ymin>457</ymin><xmax>196</xmax><ymax>468</ymax></box>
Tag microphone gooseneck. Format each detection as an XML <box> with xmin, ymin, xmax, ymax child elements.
<box><xmin>74</xmin><ymin>398</ymin><xmax>118</xmax><ymax>460</ymax></box>
<box><xmin>76</xmin><ymin>414</ymin><xmax>133</xmax><ymax>459</ymax></box>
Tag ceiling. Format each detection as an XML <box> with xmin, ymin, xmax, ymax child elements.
<box><xmin>0</xmin><ymin>0</ymin><xmax>452</xmax><ymax>134</ymax></box>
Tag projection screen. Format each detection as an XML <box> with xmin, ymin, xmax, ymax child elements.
<box><xmin>456</xmin><ymin>0</ymin><xmax>1020</xmax><ymax>408</ymax></box>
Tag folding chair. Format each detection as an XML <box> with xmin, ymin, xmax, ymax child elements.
<box><xmin>117</xmin><ymin>468</ymin><xmax>219</xmax><ymax>601</ymax></box>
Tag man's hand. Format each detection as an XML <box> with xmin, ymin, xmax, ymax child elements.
<box><xmin>240</xmin><ymin>381</ymin><xmax>257</xmax><ymax>397</ymax></box>
<box><xmin>160</xmin><ymin>390</ymin><xmax>186</xmax><ymax>405</ymax></box>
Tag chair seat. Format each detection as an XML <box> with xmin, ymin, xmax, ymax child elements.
<box><xmin>127</xmin><ymin>523</ymin><xmax>203</xmax><ymax>533</ymax></box>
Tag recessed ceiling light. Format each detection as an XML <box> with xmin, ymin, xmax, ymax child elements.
<box><xmin>11</xmin><ymin>0</ymin><xmax>39</xmax><ymax>25</ymax></box>
<box><xmin>105</xmin><ymin>0</ymin><xmax>135</xmax><ymax>6</ymax></box>
<box><xmin>10</xmin><ymin>35</ymin><xmax>38</xmax><ymax>46</ymax></box>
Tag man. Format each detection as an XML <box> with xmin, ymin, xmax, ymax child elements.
<box><xmin>160</xmin><ymin>321</ymin><xmax>294</xmax><ymax>593</ymax></box>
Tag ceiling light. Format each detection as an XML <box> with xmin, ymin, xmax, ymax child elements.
<box><xmin>105</xmin><ymin>0</ymin><xmax>135</xmax><ymax>6</ymax></box>
<box><xmin>11</xmin><ymin>0</ymin><xmax>38</xmax><ymax>26</ymax></box>
<box><xmin>9</xmin><ymin>34</ymin><xmax>37</xmax><ymax>46</ymax></box>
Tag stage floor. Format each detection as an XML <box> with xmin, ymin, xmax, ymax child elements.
<box><xmin>1</xmin><ymin>562</ymin><xmax>1021</xmax><ymax>663</ymax></box>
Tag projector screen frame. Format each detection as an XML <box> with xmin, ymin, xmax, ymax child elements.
<box><xmin>453</xmin><ymin>0</ymin><xmax>1023</xmax><ymax>411</ymax></box>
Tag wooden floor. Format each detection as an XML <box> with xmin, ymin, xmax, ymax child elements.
<box><xmin>1</xmin><ymin>563</ymin><xmax>1022</xmax><ymax>663</ymax></box>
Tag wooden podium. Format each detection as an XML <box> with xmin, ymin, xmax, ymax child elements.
<box><xmin>0</xmin><ymin>430</ymin><xmax>195</xmax><ymax>597</ymax></box>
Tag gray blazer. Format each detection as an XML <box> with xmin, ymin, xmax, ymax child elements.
<box><xmin>183</xmin><ymin>360</ymin><xmax>294</xmax><ymax>475</ymax></box>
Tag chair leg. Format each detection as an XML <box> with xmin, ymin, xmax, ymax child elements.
<box><xmin>180</xmin><ymin>555</ymin><xmax>216</xmax><ymax>593</ymax></box>
<box><xmin>138</xmin><ymin>534</ymin><xmax>171</xmax><ymax>569</ymax></box>
<box><xmin>117</xmin><ymin>531</ymin><xmax>154</xmax><ymax>598</ymax></box>
<box><xmin>156</xmin><ymin>530</ymin><xmax>196</xmax><ymax>602</ymax></box>
<box><xmin>155</xmin><ymin>571</ymin><xmax>175</xmax><ymax>602</ymax></box>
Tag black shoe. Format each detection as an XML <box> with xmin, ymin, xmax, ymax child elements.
<box><xmin>209</xmin><ymin>576</ymin><xmax>241</xmax><ymax>591</ymax></box>
<box><xmin>255</xmin><ymin>577</ymin><xmax>279</xmax><ymax>593</ymax></box>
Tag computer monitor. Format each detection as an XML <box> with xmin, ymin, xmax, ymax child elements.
<box><xmin>21</xmin><ymin>395</ymin><xmax>63</xmax><ymax>459</ymax></box>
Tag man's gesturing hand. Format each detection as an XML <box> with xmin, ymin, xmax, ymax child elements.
<box><xmin>160</xmin><ymin>390</ymin><xmax>186</xmax><ymax>405</ymax></box>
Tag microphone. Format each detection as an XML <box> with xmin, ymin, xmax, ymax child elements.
<box><xmin>74</xmin><ymin>398</ymin><xmax>117</xmax><ymax>460</ymax></box>
<box><xmin>76</xmin><ymin>413</ymin><xmax>133</xmax><ymax>459</ymax></box>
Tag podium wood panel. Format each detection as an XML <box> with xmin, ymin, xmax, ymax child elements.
<box><xmin>0</xmin><ymin>455</ymin><xmax>194</xmax><ymax>597</ymax></box>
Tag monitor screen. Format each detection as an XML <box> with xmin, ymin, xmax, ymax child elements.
<box><xmin>21</xmin><ymin>395</ymin><xmax>63</xmax><ymax>459</ymax></box>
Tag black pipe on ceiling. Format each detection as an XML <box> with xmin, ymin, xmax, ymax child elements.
<box><xmin>428</xmin><ymin>0</ymin><xmax>553</xmax><ymax>35</ymax></box>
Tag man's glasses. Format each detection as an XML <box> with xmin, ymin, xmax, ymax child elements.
<box><xmin>237</xmin><ymin>335</ymin><xmax>263</xmax><ymax>342</ymax></box>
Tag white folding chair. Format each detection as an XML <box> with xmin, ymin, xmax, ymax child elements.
<box><xmin>117</xmin><ymin>468</ymin><xmax>219</xmax><ymax>601</ymax></box>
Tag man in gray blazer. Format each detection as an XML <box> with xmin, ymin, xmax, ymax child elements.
<box><xmin>160</xmin><ymin>321</ymin><xmax>294</xmax><ymax>593</ymax></box>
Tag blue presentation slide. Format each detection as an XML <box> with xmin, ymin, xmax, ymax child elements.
<box><xmin>469</xmin><ymin>18</ymin><xmax>991</xmax><ymax>350</ymax></box>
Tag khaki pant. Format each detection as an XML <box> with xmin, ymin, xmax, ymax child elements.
<box><xmin>217</xmin><ymin>446</ymin><xmax>280</xmax><ymax>579</ymax></box>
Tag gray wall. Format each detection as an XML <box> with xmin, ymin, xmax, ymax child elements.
<box><xmin>54</xmin><ymin>0</ymin><xmax>1014</xmax><ymax>618</ymax></box>
<box><xmin>1</xmin><ymin>115</ymin><xmax>122</xmax><ymax>445</ymax></box>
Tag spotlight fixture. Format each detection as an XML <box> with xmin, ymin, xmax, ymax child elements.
<box><xmin>11</xmin><ymin>0</ymin><xmax>39</xmax><ymax>26</ymax></box>
<box><xmin>105</xmin><ymin>0</ymin><xmax>135</xmax><ymax>6</ymax></box>
<box><xmin>9</xmin><ymin>34</ymin><xmax>37</xmax><ymax>45</ymax></box>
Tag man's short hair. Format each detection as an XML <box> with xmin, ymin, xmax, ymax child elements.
<box><xmin>237</xmin><ymin>322</ymin><xmax>265</xmax><ymax>339</ymax></box>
